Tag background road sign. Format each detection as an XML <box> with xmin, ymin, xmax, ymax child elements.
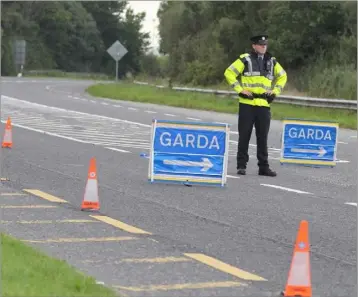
<box><xmin>13</xmin><ymin>39</ymin><xmax>26</xmax><ymax>65</ymax></box>
<box><xmin>106</xmin><ymin>40</ymin><xmax>128</xmax><ymax>81</ymax></box>
<box><xmin>13</xmin><ymin>39</ymin><xmax>26</xmax><ymax>74</ymax></box>
<box><xmin>148</xmin><ymin>120</ymin><xmax>230</xmax><ymax>186</ymax></box>
<box><xmin>280</xmin><ymin>119</ymin><xmax>339</xmax><ymax>167</ymax></box>
<box><xmin>107</xmin><ymin>40</ymin><xmax>128</xmax><ymax>61</ymax></box>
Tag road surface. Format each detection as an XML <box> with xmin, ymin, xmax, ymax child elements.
<box><xmin>1</xmin><ymin>77</ymin><xmax>356</xmax><ymax>297</ymax></box>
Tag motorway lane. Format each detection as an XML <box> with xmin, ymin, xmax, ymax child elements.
<box><xmin>1</xmin><ymin>78</ymin><xmax>357</xmax><ymax>296</ymax></box>
<box><xmin>2</xmin><ymin>78</ymin><xmax>356</xmax><ymax>203</ymax></box>
<box><xmin>1</xmin><ymin>92</ymin><xmax>356</xmax><ymax>204</ymax></box>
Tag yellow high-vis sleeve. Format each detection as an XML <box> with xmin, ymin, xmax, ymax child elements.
<box><xmin>272</xmin><ymin>61</ymin><xmax>287</xmax><ymax>96</ymax></box>
<box><xmin>224</xmin><ymin>58</ymin><xmax>246</xmax><ymax>94</ymax></box>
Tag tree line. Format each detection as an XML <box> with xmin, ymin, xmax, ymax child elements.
<box><xmin>1</xmin><ymin>1</ymin><xmax>356</xmax><ymax>99</ymax></box>
<box><xmin>150</xmin><ymin>1</ymin><xmax>357</xmax><ymax>99</ymax></box>
<box><xmin>1</xmin><ymin>1</ymin><xmax>150</xmax><ymax>78</ymax></box>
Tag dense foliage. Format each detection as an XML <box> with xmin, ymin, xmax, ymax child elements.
<box><xmin>1</xmin><ymin>1</ymin><xmax>150</xmax><ymax>78</ymax></box>
<box><xmin>152</xmin><ymin>1</ymin><xmax>357</xmax><ymax>99</ymax></box>
<box><xmin>1</xmin><ymin>1</ymin><xmax>356</xmax><ymax>99</ymax></box>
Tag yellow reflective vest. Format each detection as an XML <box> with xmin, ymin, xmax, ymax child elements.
<box><xmin>224</xmin><ymin>52</ymin><xmax>287</xmax><ymax>107</ymax></box>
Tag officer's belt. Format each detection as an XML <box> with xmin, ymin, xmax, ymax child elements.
<box><xmin>239</xmin><ymin>92</ymin><xmax>268</xmax><ymax>99</ymax></box>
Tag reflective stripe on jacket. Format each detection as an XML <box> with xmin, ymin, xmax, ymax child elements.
<box><xmin>224</xmin><ymin>52</ymin><xmax>287</xmax><ymax>107</ymax></box>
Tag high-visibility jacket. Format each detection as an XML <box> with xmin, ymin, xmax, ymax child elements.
<box><xmin>224</xmin><ymin>51</ymin><xmax>287</xmax><ymax>107</ymax></box>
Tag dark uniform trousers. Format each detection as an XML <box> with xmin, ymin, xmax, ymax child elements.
<box><xmin>237</xmin><ymin>102</ymin><xmax>271</xmax><ymax>170</ymax></box>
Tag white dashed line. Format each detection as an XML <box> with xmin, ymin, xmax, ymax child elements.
<box><xmin>260</xmin><ymin>184</ymin><xmax>312</xmax><ymax>195</ymax></box>
<box><xmin>114</xmin><ymin>105</ymin><xmax>122</xmax><ymax>108</ymax></box>
<box><xmin>128</xmin><ymin>107</ymin><xmax>138</xmax><ymax>111</ymax></box>
<box><xmin>186</xmin><ymin>117</ymin><xmax>201</xmax><ymax>121</ymax></box>
<box><xmin>338</xmin><ymin>141</ymin><xmax>348</xmax><ymax>144</ymax></box>
<box><xmin>335</xmin><ymin>159</ymin><xmax>350</xmax><ymax>163</ymax></box>
<box><xmin>73</xmin><ymin>97</ymin><xmax>81</xmax><ymax>100</ymax></box>
<box><xmin>344</xmin><ymin>202</ymin><xmax>357</xmax><ymax>207</ymax></box>
<box><xmin>164</xmin><ymin>113</ymin><xmax>176</xmax><ymax>117</ymax></box>
<box><xmin>90</xmin><ymin>100</ymin><xmax>96</xmax><ymax>104</ymax></box>
<box><xmin>106</xmin><ymin>147</ymin><xmax>131</xmax><ymax>153</ymax></box>
<box><xmin>144</xmin><ymin>110</ymin><xmax>157</xmax><ymax>114</ymax></box>
<box><xmin>227</xmin><ymin>175</ymin><xmax>240</xmax><ymax>179</ymax></box>
<box><xmin>101</xmin><ymin>102</ymin><xmax>109</xmax><ymax>106</ymax></box>
<box><xmin>349</xmin><ymin>135</ymin><xmax>357</xmax><ymax>138</ymax></box>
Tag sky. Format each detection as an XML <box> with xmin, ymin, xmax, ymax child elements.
<box><xmin>127</xmin><ymin>1</ymin><xmax>161</xmax><ymax>54</ymax></box>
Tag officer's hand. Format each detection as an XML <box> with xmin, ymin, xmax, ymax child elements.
<box><xmin>241</xmin><ymin>90</ymin><xmax>252</xmax><ymax>96</ymax></box>
<box><xmin>239</xmin><ymin>90</ymin><xmax>253</xmax><ymax>99</ymax></box>
<box><xmin>264</xmin><ymin>92</ymin><xmax>276</xmax><ymax>103</ymax></box>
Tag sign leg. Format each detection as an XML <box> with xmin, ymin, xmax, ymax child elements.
<box><xmin>115</xmin><ymin>60</ymin><xmax>118</xmax><ymax>81</ymax></box>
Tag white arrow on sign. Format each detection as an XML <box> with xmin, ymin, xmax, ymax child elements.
<box><xmin>163</xmin><ymin>158</ymin><xmax>213</xmax><ymax>172</ymax></box>
<box><xmin>291</xmin><ymin>146</ymin><xmax>327</xmax><ymax>157</ymax></box>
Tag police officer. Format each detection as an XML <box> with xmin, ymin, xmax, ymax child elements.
<box><xmin>224</xmin><ymin>34</ymin><xmax>287</xmax><ymax>176</ymax></box>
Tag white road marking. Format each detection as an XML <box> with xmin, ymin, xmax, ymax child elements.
<box><xmin>114</xmin><ymin>105</ymin><xmax>122</xmax><ymax>108</ymax></box>
<box><xmin>338</xmin><ymin>141</ymin><xmax>348</xmax><ymax>144</ymax></box>
<box><xmin>344</xmin><ymin>202</ymin><xmax>357</xmax><ymax>207</ymax></box>
<box><xmin>265</xmin><ymin>147</ymin><xmax>281</xmax><ymax>151</ymax></box>
<box><xmin>144</xmin><ymin>110</ymin><xmax>157</xmax><ymax>114</ymax></box>
<box><xmin>1</xmin><ymin>95</ymin><xmax>152</xmax><ymax>152</ymax></box>
<box><xmin>90</xmin><ymin>100</ymin><xmax>96</xmax><ymax>103</ymax></box>
<box><xmin>186</xmin><ymin>117</ymin><xmax>201</xmax><ymax>121</ymax></box>
<box><xmin>227</xmin><ymin>175</ymin><xmax>240</xmax><ymax>179</ymax></box>
<box><xmin>260</xmin><ymin>184</ymin><xmax>312</xmax><ymax>195</ymax></box>
<box><xmin>128</xmin><ymin>107</ymin><xmax>138</xmax><ymax>111</ymax></box>
<box><xmin>164</xmin><ymin>113</ymin><xmax>176</xmax><ymax>117</ymax></box>
<box><xmin>335</xmin><ymin>159</ymin><xmax>350</xmax><ymax>163</ymax></box>
<box><xmin>2</xmin><ymin>96</ymin><xmax>150</xmax><ymax>127</ymax></box>
<box><xmin>101</xmin><ymin>102</ymin><xmax>109</xmax><ymax>106</ymax></box>
<box><xmin>349</xmin><ymin>135</ymin><xmax>357</xmax><ymax>138</ymax></box>
<box><xmin>106</xmin><ymin>147</ymin><xmax>131</xmax><ymax>153</ymax></box>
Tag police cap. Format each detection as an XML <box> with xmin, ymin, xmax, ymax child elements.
<box><xmin>250</xmin><ymin>34</ymin><xmax>268</xmax><ymax>45</ymax></box>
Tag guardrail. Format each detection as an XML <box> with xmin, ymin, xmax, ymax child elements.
<box><xmin>133</xmin><ymin>81</ymin><xmax>357</xmax><ymax>111</ymax></box>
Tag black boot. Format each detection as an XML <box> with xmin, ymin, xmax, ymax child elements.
<box><xmin>258</xmin><ymin>167</ymin><xmax>277</xmax><ymax>177</ymax></box>
<box><xmin>237</xmin><ymin>168</ymin><xmax>246</xmax><ymax>175</ymax></box>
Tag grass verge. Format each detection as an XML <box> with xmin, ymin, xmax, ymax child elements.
<box><xmin>86</xmin><ymin>82</ymin><xmax>357</xmax><ymax>130</ymax></box>
<box><xmin>1</xmin><ymin>233</ymin><xmax>118</xmax><ymax>296</ymax></box>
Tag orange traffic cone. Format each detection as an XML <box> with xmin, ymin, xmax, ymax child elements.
<box><xmin>2</xmin><ymin>117</ymin><xmax>12</xmax><ymax>148</ymax></box>
<box><xmin>282</xmin><ymin>220</ymin><xmax>312</xmax><ymax>297</ymax></box>
<box><xmin>81</xmin><ymin>157</ymin><xmax>100</xmax><ymax>211</ymax></box>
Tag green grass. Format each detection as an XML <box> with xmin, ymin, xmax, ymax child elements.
<box><xmin>1</xmin><ymin>233</ymin><xmax>119</xmax><ymax>296</ymax></box>
<box><xmin>86</xmin><ymin>82</ymin><xmax>357</xmax><ymax>130</ymax></box>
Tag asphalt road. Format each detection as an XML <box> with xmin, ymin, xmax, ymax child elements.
<box><xmin>0</xmin><ymin>77</ymin><xmax>356</xmax><ymax>297</ymax></box>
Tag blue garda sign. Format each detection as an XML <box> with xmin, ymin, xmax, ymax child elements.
<box><xmin>148</xmin><ymin>119</ymin><xmax>230</xmax><ymax>186</ymax></box>
<box><xmin>280</xmin><ymin>119</ymin><xmax>339</xmax><ymax>167</ymax></box>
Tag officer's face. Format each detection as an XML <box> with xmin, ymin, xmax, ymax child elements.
<box><xmin>253</xmin><ymin>43</ymin><xmax>267</xmax><ymax>55</ymax></box>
